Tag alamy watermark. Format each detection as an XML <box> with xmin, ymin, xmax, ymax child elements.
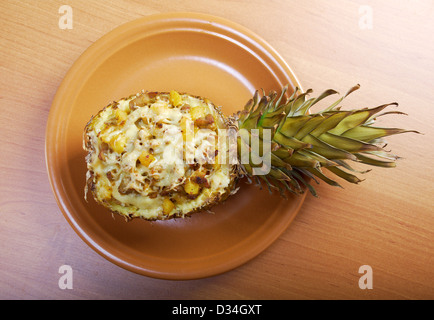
<box><xmin>160</xmin><ymin>120</ymin><xmax>272</xmax><ymax>176</ymax></box>
<box><xmin>58</xmin><ymin>264</ymin><xmax>73</xmax><ymax>289</ymax></box>
<box><xmin>58</xmin><ymin>5</ymin><xmax>73</xmax><ymax>30</ymax></box>
<box><xmin>56</xmin><ymin>264</ymin><xmax>372</xmax><ymax>291</ymax></box>
<box><xmin>359</xmin><ymin>5</ymin><xmax>373</xmax><ymax>30</ymax></box>
<box><xmin>358</xmin><ymin>265</ymin><xmax>373</xmax><ymax>289</ymax></box>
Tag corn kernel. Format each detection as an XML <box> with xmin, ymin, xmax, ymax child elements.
<box><xmin>151</xmin><ymin>103</ymin><xmax>165</xmax><ymax>114</ymax></box>
<box><xmin>110</xmin><ymin>135</ymin><xmax>127</xmax><ymax>153</ymax></box>
<box><xmin>99</xmin><ymin>126</ymin><xmax>114</xmax><ymax>144</ymax></box>
<box><xmin>162</xmin><ymin>198</ymin><xmax>175</xmax><ymax>215</ymax></box>
<box><xmin>100</xmin><ymin>134</ymin><xmax>111</xmax><ymax>145</ymax></box>
<box><xmin>184</xmin><ymin>179</ymin><xmax>200</xmax><ymax>196</ymax></box>
<box><xmin>97</xmin><ymin>180</ymin><xmax>112</xmax><ymax>200</ymax></box>
<box><xmin>115</xmin><ymin>109</ymin><xmax>128</xmax><ymax>123</ymax></box>
<box><xmin>170</xmin><ymin>90</ymin><xmax>183</xmax><ymax>107</ymax></box>
<box><xmin>138</xmin><ymin>151</ymin><xmax>156</xmax><ymax>167</ymax></box>
<box><xmin>190</xmin><ymin>105</ymin><xmax>207</xmax><ymax>120</ymax></box>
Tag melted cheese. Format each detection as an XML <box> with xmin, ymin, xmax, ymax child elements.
<box><xmin>84</xmin><ymin>91</ymin><xmax>233</xmax><ymax>220</ymax></box>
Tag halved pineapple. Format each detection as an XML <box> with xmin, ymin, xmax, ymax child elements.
<box><xmin>84</xmin><ymin>90</ymin><xmax>237</xmax><ymax>220</ymax></box>
<box><xmin>84</xmin><ymin>85</ymin><xmax>415</xmax><ymax>221</ymax></box>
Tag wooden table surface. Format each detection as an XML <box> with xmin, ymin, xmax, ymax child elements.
<box><xmin>1</xmin><ymin>0</ymin><xmax>433</xmax><ymax>300</ymax></box>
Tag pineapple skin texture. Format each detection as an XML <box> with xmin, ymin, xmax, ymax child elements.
<box><xmin>84</xmin><ymin>91</ymin><xmax>239</xmax><ymax>221</ymax></box>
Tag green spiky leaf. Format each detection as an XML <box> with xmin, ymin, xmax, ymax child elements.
<box><xmin>237</xmin><ymin>85</ymin><xmax>419</xmax><ymax>197</ymax></box>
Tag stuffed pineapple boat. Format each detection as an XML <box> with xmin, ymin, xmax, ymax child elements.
<box><xmin>83</xmin><ymin>85</ymin><xmax>417</xmax><ymax>220</ymax></box>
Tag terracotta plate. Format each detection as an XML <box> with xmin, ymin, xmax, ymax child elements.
<box><xmin>46</xmin><ymin>12</ymin><xmax>306</xmax><ymax>280</ymax></box>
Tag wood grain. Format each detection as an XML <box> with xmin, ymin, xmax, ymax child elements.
<box><xmin>1</xmin><ymin>0</ymin><xmax>433</xmax><ymax>299</ymax></box>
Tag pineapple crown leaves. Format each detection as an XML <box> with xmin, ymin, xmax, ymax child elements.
<box><xmin>235</xmin><ymin>84</ymin><xmax>419</xmax><ymax>197</ymax></box>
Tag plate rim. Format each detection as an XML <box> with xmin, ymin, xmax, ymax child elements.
<box><xmin>45</xmin><ymin>12</ymin><xmax>306</xmax><ymax>280</ymax></box>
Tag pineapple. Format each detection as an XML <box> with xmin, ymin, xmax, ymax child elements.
<box><xmin>84</xmin><ymin>90</ymin><xmax>237</xmax><ymax>220</ymax></box>
<box><xmin>83</xmin><ymin>86</ymin><xmax>417</xmax><ymax>220</ymax></box>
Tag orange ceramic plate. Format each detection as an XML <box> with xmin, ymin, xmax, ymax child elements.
<box><xmin>46</xmin><ymin>12</ymin><xmax>306</xmax><ymax>280</ymax></box>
